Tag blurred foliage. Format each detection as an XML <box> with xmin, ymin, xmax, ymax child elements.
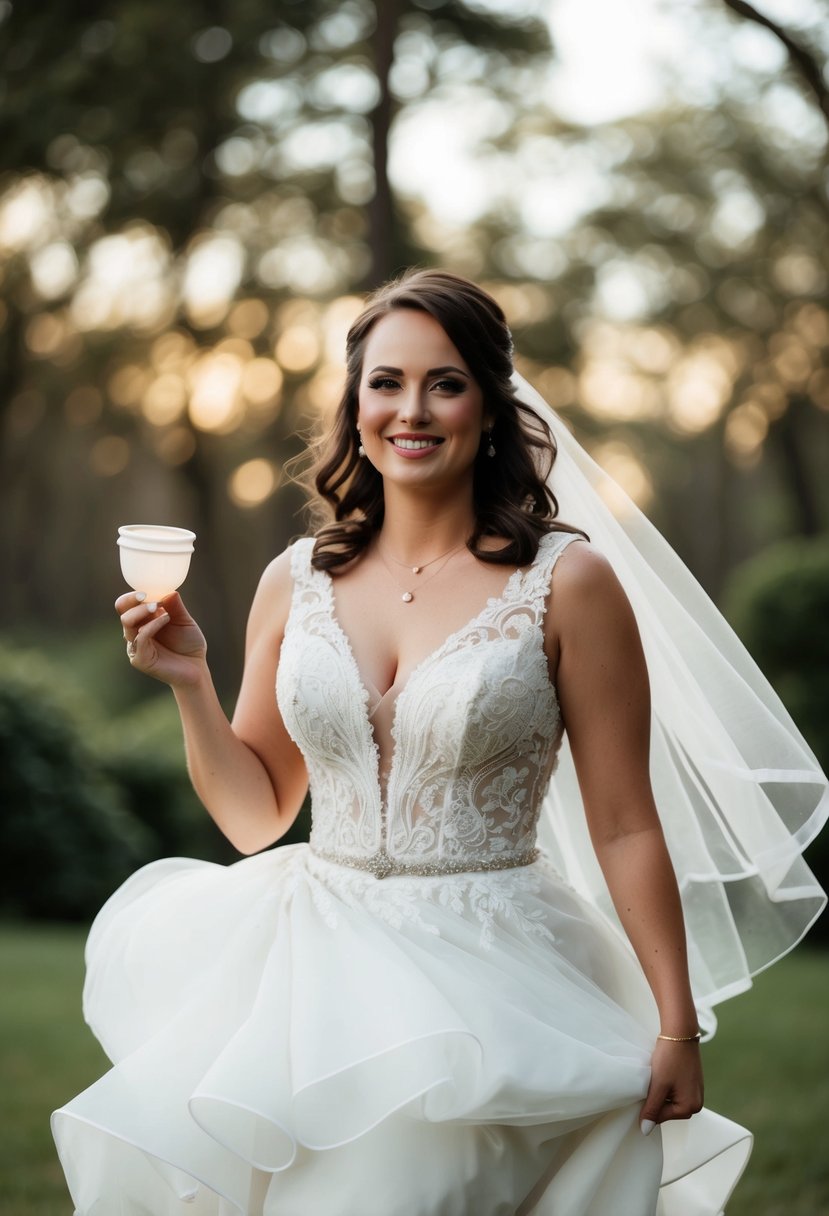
<box><xmin>0</xmin><ymin>0</ymin><xmax>556</xmax><ymax>694</ymax></box>
<box><xmin>0</xmin><ymin>636</ymin><xmax>311</xmax><ymax>920</ymax></box>
<box><xmin>724</xmin><ymin>538</ymin><xmax>829</xmax><ymax>771</ymax></box>
<box><xmin>495</xmin><ymin>84</ymin><xmax>829</xmax><ymax>589</ymax></box>
<box><xmin>96</xmin><ymin>696</ymin><xmax>238</xmax><ymax>865</ymax></box>
<box><xmin>0</xmin><ymin>0</ymin><xmax>827</xmax><ymax>799</ymax></box>
<box><xmin>0</xmin><ymin>643</ymin><xmax>148</xmax><ymax>919</ymax></box>
<box><xmin>723</xmin><ymin>537</ymin><xmax>829</xmax><ymax>917</ymax></box>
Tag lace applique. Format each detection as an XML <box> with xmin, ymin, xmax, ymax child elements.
<box><xmin>307</xmin><ymin>853</ymin><xmax>558</xmax><ymax>951</ymax></box>
<box><xmin>277</xmin><ymin>532</ymin><xmax>582</xmax><ymax>876</ymax></box>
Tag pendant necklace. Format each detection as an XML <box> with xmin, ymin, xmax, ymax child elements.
<box><xmin>377</xmin><ymin>542</ymin><xmax>466</xmax><ymax>603</ymax></box>
<box><xmin>380</xmin><ymin>538</ymin><xmax>465</xmax><ymax>576</ymax></box>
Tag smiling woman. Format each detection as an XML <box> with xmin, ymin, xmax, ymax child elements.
<box><xmin>309</xmin><ymin>271</ymin><xmax>582</xmax><ymax>575</ymax></box>
<box><xmin>357</xmin><ymin>312</ymin><xmax>488</xmax><ymax>484</ymax></box>
<box><xmin>52</xmin><ymin>269</ymin><xmax>825</xmax><ymax>1216</ymax></box>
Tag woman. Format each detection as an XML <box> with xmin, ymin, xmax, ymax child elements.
<box><xmin>53</xmin><ymin>270</ymin><xmax>825</xmax><ymax>1215</ymax></box>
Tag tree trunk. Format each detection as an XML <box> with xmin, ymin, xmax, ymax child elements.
<box><xmin>365</xmin><ymin>0</ymin><xmax>402</xmax><ymax>288</ymax></box>
<box><xmin>769</xmin><ymin>394</ymin><xmax>821</xmax><ymax>537</ymax></box>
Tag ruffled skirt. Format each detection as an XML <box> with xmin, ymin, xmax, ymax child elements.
<box><xmin>52</xmin><ymin>844</ymin><xmax>751</xmax><ymax>1215</ymax></box>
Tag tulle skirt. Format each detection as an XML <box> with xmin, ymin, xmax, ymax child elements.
<box><xmin>52</xmin><ymin>844</ymin><xmax>751</xmax><ymax>1215</ymax></box>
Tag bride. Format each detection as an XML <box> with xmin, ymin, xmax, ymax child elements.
<box><xmin>53</xmin><ymin>270</ymin><xmax>825</xmax><ymax>1215</ymax></box>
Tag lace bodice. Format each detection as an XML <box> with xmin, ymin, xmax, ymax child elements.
<box><xmin>277</xmin><ymin>531</ymin><xmax>581</xmax><ymax>877</ymax></box>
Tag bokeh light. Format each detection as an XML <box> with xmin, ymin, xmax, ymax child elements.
<box><xmin>228</xmin><ymin>458</ymin><xmax>281</xmax><ymax>507</ymax></box>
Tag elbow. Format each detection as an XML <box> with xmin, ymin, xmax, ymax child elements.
<box><xmin>232</xmin><ymin>840</ymin><xmax>272</xmax><ymax>857</ymax></box>
<box><xmin>227</xmin><ymin>830</ymin><xmax>279</xmax><ymax>857</ymax></box>
<box><xmin>223</xmin><ymin>798</ymin><xmax>299</xmax><ymax>856</ymax></box>
<box><xmin>224</xmin><ymin>815</ymin><xmax>284</xmax><ymax>856</ymax></box>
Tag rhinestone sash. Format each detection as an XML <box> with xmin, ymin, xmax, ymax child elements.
<box><xmin>309</xmin><ymin>845</ymin><xmax>540</xmax><ymax>880</ymax></box>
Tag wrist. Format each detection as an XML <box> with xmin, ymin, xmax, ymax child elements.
<box><xmin>171</xmin><ymin>658</ymin><xmax>212</xmax><ymax>697</ymax></box>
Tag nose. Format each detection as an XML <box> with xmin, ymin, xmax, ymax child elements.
<box><xmin>397</xmin><ymin>384</ymin><xmax>431</xmax><ymax>426</ymax></box>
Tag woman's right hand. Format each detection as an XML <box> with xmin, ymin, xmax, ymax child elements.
<box><xmin>116</xmin><ymin>590</ymin><xmax>208</xmax><ymax>688</ymax></box>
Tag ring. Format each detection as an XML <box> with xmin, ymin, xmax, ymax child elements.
<box><xmin>126</xmin><ymin>639</ymin><xmax>138</xmax><ymax>661</ymax></box>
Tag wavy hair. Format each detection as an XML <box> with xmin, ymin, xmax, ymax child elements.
<box><xmin>309</xmin><ymin>269</ymin><xmax>584</xmax><ymax>571</ymax></box>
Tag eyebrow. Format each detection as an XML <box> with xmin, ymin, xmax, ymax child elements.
<box><xmin>368</xmin><ymin>365</ymin><xmax>469</xmax><ymax>377</ymax></box>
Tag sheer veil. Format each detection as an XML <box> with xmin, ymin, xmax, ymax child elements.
<box><xmin>513</xmin><ymin>372</ymin><xmax>828</xmax><ymax>1035</ymax></box>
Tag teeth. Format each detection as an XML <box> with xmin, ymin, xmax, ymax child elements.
<box><xmin>393</xmin><ymin>438</ymin><xmax>438</xmax><ymax>449</ymax></box>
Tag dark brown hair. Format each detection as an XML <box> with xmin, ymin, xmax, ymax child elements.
<box><xmin>309</xmin><ymin>269</ymin><xmax>583</xmax><ymax>571</ymax></box>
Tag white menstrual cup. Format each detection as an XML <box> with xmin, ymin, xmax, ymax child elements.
<box><xmin>117</xmin><ymin>525</ymin><xmax>196</xmax><ymax>599</ymax></box>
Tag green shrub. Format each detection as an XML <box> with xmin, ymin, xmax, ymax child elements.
<box><xmin>723</xmin><ymin>538</ymin><xmax>829</xmax><ymax>922</ymax></box>
<box><xmin>96</xmin><ymin>696</ymin><xmax>238</xmax><ymax>865</ymax></box>
<box><xmin>0</xmin><ymin>647</ymin><xmax>149</xmax><ymax>920</ymax></box>
<box><xmin>724</xmin><ymin>538</ymin><xmax>829</xmax><ymax>769</ymax></box>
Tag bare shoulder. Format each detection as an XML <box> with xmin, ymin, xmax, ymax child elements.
<box><xmin>554</xmin><ymin>540</ymin><xmax>620</xmax><ymax>598</ymax></box>
<box><xmin>246</xmin><ymin>544</ymin><xmax>299</xmax><ymax>645</ymax></box>
<box><xmin>552</xmin><ymin>540</ymin><xmax>637</xmax><ymax>640</ymax></box>
<box><xmin>257</xmin><ymin>545</ymin><xmax>296</xmax><ymax>595</ymax></box>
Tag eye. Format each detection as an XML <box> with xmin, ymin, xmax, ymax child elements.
<box><xmin>432</xmin><ymin>377</ymin><xmax>465</xmax><ymax>393</ymax></box>
<box><xmin>367</xmin><ymin>376</ymin><xmax>400</xmax><ymax>390</ymax></box>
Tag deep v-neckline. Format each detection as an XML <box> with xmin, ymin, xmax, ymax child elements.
<box><xmin>323</xmin><ymin>563</ymin><xmax>526</xmax><ymax>715</ymax></box>
<box><xmin>321</xmin><ymin>560</ymin><xmax>527</xmax><ymax>814</ymax></box>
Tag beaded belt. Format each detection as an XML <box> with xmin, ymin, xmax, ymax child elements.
<box><xmin>309</xmin><ymin>845</ymin><xmax>540</xmax><ymax>880</ymax></box>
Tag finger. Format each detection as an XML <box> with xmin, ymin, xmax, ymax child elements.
<box><xmin>640</xmin><ymin>1087</ymin><xmax>672</xmax><ymax>1135</ymax></box>
<box><xmin>140</xmin><ymin>608</ymin><xmax>170</xmax><ymax>639</ymax></box>
<box><xmin>154</xmin><ymin>591</ymin><xmax>191</xmax><ymax>623</ymax></box>
<box><xmin>125</xmin><ymin>608</ymin><xmax>170</xmax><ymax>665</ymax></box>
<box><xmin>658</xmin><ymin>1096</ymin><xmax>703</xmax><ymax>1122</ymax></box>
<box><xmin>115</xmin><ymin>591</ymin><xmax>148</xmax><ymax>613</ymax></box>
<box><xmin>120</xmin><ymin>601</ymin><xmax>164</xmax><ymax>631</ymax></box>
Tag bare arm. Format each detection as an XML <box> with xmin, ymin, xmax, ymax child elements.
<box><xmin>117</xmin><ymin>548</ymin><xmax>308</xmax><ymax>855</ymax></box>
<box><xmin>549</xmin><ymin>542</ymin><xmax>703</xmax><ymax>1129</ymax></box>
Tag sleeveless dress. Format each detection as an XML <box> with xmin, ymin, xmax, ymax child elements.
<box><xmin>52</xmin><ymin>531</ymin><xmax>751</xmax><ymax>1216</ymax></box>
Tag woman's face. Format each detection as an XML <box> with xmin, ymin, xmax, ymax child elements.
<box><xmin>356</xmin><ymin>309</ymin><xmax>490</xmax><ymax>493</ymax></box>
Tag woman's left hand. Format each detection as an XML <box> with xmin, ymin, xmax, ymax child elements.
<box><xmin>640</xmin><ymin>1038</ymin><xmax>704</xmax><ymax>1135</ymax></box>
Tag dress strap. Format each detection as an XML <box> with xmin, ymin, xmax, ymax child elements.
<box><xmin>288</xmin><ymin>536</ymin><xmax>317</xmax><ymax>584</ymax></box>
<box><xmin>286</xmin><ymin>537</ymin><xmax>325</xmax><ymax>619</ymax></box>
<box><xmin>519</xmin><ymin>530</ymin><xmax>585</xmax><ymax>622</ymax></box>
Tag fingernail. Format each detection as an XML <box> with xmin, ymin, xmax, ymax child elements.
<box><xmin>134</xmin><ymin>592</ymin><xmax>147</xmax><ymax>602</ymax></box>
<box><xmin>146</xmin><ymin>602</ymin><xmax>157</xmax><ymax>613</ymax></box>
<box><xmin>640</xmin><ymin>1119</ymin><xmax>656</xmax><ymax>1137</ymax></box>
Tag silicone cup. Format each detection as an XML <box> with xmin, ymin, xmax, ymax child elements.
<box><xmin>117</xmin><ymin>524</ymin><xmax>196</xmax><ymax>600</ymax></box>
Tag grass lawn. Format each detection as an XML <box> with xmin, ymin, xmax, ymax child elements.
<box><xmin>0</xmin><ymin>923</ymin><xmax>108</xmax><ymax>1216</ymax></box>
<box><xmin>1</xmin><ymin>922</ymin><xmax>827</xmax><ymax>1215</ymax></box>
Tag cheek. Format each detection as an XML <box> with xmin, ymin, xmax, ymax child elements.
<box><xmin>356</xmin><ymin>393</ymin><xmax>386</xmax><ymax>433</ymax></box>
<box><xmin>449</xmin><ymin>396</ymin><xmax>485</xmax><ymax>435</ymax></box>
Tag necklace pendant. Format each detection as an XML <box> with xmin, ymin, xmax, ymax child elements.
<box><xmin>401</xmin><ymin>591</ymin><xmax>414</xmax><ymax>603</ymax></box>
<box><xmin>412</xmin><ymin>566</ymin><xmax>421</xmax><ymax>574</ymax></box>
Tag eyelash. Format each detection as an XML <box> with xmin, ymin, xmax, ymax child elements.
<box><xmin>367</xmin><ymin>377</ymin><xmax>465</xmax><ymax>393</ymax></box>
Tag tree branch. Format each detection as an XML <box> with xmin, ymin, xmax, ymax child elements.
<box><xmin>720</xmin><ymin>0</ymin><xmax>829</xmax><ymax>134</ymax></box>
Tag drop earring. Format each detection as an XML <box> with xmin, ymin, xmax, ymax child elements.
<box><xmin>486</xmin><ymin>430</ymin><xmax>496</xmax><ymax>458</ymax></box>
<box><xmin>357</xmin><ymin>428</ymin><xmax>365</xmax><ymax>457</ymax></box>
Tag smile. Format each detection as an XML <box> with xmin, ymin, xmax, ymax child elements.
<box><xmin>389</xmin><ymin>437</ymin><xmax>443</xmax><ymax>450</ymax></box>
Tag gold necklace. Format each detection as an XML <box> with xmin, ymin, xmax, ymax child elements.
<box><xmin>378</xmin><ymin>539</ymin><xmax>465</xmax><ymax>576</ymax></box>
<box><xmin>377</xmin><ymin>543</ymin><xmax>465</xmax><ymax>603</ymax></box>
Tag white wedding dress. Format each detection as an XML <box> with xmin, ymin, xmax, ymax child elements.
<box><xmin>53</xmin><ymin>531</ymin><xmax>752</xmax><ymax>1216</ymax></box>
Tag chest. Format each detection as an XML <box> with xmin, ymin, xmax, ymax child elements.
<box><xmin>278</xmin><ymin>568</ymin><xmax>559</xmax><ymax>763</ymax></box>
<box><xmin>327</xmin><ymin>555</ymin><xmax>547</xmax><ymax>701</ymax></box>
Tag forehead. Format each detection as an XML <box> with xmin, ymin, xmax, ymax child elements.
<box><xmin>361</xmin><ymin>309</ymin><xmax>468</xmax><ymax>371</ymax></box>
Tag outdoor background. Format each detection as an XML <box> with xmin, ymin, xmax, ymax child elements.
<box><xmin>1</xmin><ymin>1</ymin><xmax>828</xmax><ymax>1213</ymax></box>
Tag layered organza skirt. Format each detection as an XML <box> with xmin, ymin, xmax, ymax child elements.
<box><xmin>52</xmin><ymin>844</ymin><xmax>751</xmax><ymax>1215</ymax></box>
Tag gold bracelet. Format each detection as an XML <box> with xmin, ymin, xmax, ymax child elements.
<box><xmin>657</xmin><ymin>1032</ymin><xmax>701</xmax><ymax>1042</ymax></box>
